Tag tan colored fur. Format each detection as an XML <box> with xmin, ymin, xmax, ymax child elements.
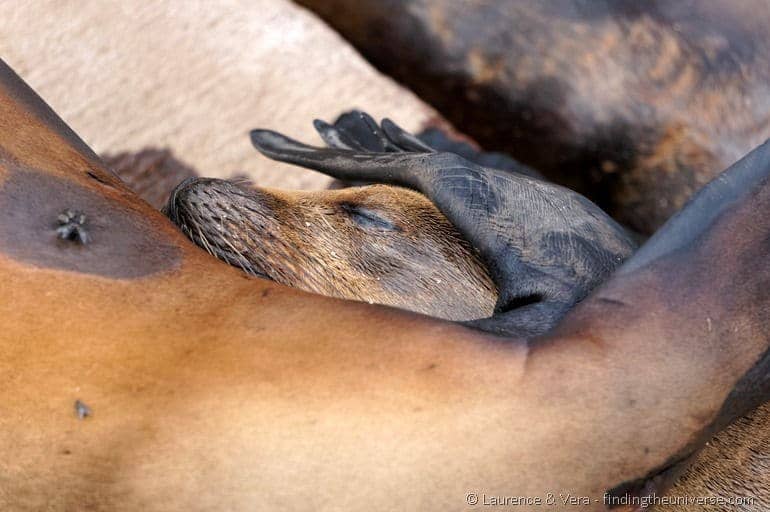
<box><xmin>121</xmin><ymin>146</ymin><xmax>769</xmax><ymax>511</ymax></box>
<box><xmin>172</xmin><ymin>180</ymin><xmax>497</xmax><ymax>321</ymax></box>
<box><xmin>663</xmin><ymin>403</ymin><xmax>770</xmax><ymax>510</ymax></box>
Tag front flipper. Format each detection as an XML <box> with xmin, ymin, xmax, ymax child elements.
<box><xmin>251</xmin><ymin>114</ymin><xmax>636</xmax><ymax>336</ymax></box>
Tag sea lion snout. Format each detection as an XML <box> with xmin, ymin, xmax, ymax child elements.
<box><xmin>164</xmin><ymin>177</ymin><xmax>283</xmax><ymax>280</ymax></box>
<box><xmin>162</xmin><ymin>176</ymin><xmax>198</xmax><ymax>224</ymax></box>
<box><xmin>165</xmin><ymin>177</ymin><xmax>282</xmax><ymax>234</ymax></box>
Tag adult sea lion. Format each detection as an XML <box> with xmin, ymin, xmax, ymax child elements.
<box><xmin>170</xmin><ymin>113</ymin><xmax>770</xmax><ymax>510</ymax></box>
<box><xmin>2</xmin><ymin>60</ymin><xmax>770</xmax><ymax>510</ymax></box>
<box><xmin>297</xmin><ymin>0</ymin><xmax>770</xmax><ymax>234</ymax></box>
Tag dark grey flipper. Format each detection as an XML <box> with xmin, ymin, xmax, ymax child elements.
<box><xmin>324</xmin><ymin>110</ymin><xmax>540</xmax><ymax>175</ymax></box>
<box><xmin>314</xmin><ymin>111</ymin><xmax>403</xmax><ymax>152</ymax></box>
<box><xmin>251</xmin><ymin>112</ymin><xmax>636</xmax><ymax>337</ymax></box>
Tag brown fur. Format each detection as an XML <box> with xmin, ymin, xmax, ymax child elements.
<box><xmin>664</xmin><ymin>403</ymin><xmax>770</xmax><ymax>510</ymax></box>
<box><xmin>2</xmin><ymin>61</ymin><xmax>770</xmax><ymax>511</ymax></box>
<box><xmin>167</xmin><ymin>179</ymin><xmax>496</xmax><ymax>321</ymax></box>
<box><xmin>157</xmin><ymin>146</ymin><xmax>768</xmax><ymax>510</ymax></box>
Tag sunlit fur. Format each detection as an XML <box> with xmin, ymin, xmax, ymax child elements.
<box><xmin>167</xmin><ymin>179</ymin><xmax>497</xmax><ymax>321</ymax></box>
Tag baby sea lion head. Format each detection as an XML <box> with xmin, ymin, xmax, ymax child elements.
<box><xmin>165</xmin><ymin>178</ymin><xmax>497</xmax><ymax>321</ymax></box>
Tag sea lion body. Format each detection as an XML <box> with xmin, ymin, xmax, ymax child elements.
<box><xmin>3</xmin><ymin>62</ymin><xmax>770</xmax><ymax>511</ymax></box>
<box><xmin>101</xmin><ymin>120</ymin><xmax>770</xmax><ymax>510</ymax></box>
<box><xmin>168</xmin><ymin>113</ymin><xmax>770</xmax><ymax>510</ymax></box>
<box><xmin>297</xmin><ymin>0</ymin><xmax>770</xmax><ymax>234</ymax></box>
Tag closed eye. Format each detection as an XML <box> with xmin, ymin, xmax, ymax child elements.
<box><xmin>340</xmin><ymin>203</ymin><xmax>399</xmax><ymax>231</ymax></box>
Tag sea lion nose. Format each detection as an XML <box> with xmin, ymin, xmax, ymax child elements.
<box><xmin>164</xmin><ymin>176</ymin><xmax>233</xmax><ymax>226</ymax></box>
<box><xmin>164</xmin><ymin>177</ymin><xmax>269</xmax><ymax>228</ymax></box>
<box><xmin>162</xmin><ymin>176</ymin><xmax>200</xmax><ymax>224</ymax></box>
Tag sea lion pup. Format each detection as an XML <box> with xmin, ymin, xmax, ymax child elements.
<box><xmin>104</xmin><ymin>147</ymin><xmax>501</xmax><ymax>321</ymax></box>
<box><xmin>166</xmin><ymin>111</ymin><xmax>636</xmax><ymax>335</ymax></box>
<box><xmin>167</xmin><ymin>180</ymin><xmax>497</xmax><ymax>321</ymax></box>
<box><xmin>162</xmin><ymin>115</ymin><xmax>543</xmax><ymax>322</ymax></box>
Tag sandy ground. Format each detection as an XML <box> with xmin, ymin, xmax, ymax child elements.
<box><xmin>0</xmin><ymin>0</ymin><xmax>438</xmax><ymax>191</ymax></box>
